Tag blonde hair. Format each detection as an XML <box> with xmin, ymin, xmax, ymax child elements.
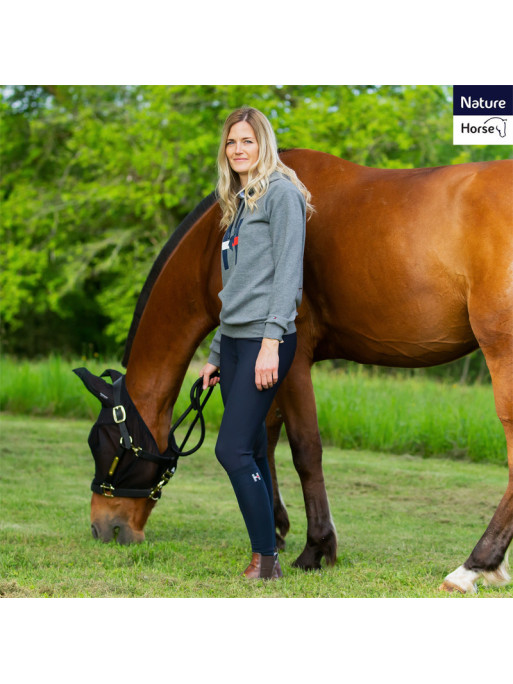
<box><xmin>216</xmin><ymin>106</ymin><xmax>314</xmax><ymax>231</ymax></box>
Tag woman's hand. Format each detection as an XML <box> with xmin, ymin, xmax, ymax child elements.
<box><xmin>199</xmin><ymin>362</ymin><xmax>220</xmax><ymax>391</ymax></box>
<box><xmin>255</xmin><ymin>338</ymin><xmax>280</xmax><ymax>391</ymax></box>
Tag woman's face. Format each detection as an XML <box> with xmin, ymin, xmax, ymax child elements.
<box><xmin>225</xmin><ymin>121</ymin><xmax>259</xmax><ymax>185</ymax></box>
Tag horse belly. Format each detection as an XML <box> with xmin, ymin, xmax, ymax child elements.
<box><xmin>306</xmin><ymin>224</ymin><xmax>477</xmax><ymax>367</ymax></box>
<box><xmin>315</xmin><ymin>288</ymin><xmax>478</xmax><ymax>367</ymax></box>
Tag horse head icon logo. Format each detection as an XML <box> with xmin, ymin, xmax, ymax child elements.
<box><xmin>484</xmin><ymin>117</ymin><xmax>507</xmax><ymax>138</ymax></box>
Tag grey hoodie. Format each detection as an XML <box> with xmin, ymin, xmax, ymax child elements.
<box><xmin>208</xmin><ymin>171</ymin><xmax>306</xmax><ymax>367</ymax></box>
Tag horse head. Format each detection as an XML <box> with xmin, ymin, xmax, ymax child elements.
<box><xmin>74</xmin><ymin>367</ymin><xmax>178</xmax><ymax>544</ymax></box>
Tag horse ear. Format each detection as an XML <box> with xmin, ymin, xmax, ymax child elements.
<box><xmin>100</xmin><ymin>369</ymin><xmax>124</xmax><ymax>383</ymax></box>
<box><xmin>73</xmin><ymin>367</ymin><xmax>115</xmax><ymax>406</ymax></box>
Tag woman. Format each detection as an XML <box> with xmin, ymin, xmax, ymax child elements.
<box><xmin>199</xmin><ymin>106</ymin><xmax>313</xmax><ymax>579</ymax></box>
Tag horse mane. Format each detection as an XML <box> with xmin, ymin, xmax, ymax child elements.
<box><xmin>122</xmin><ymin>190</ymin><xmax>218</xmax><ymax>367</ymax></box>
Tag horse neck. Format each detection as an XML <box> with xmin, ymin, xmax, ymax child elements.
<box><xmin>125</xmin><ymin>205</ymin><xmax>221</xmax><ymax>450</ymax></box>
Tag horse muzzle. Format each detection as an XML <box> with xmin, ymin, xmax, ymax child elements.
<box><xmin>90</xmin><ymin>493</ymin><xmax>154</xmax><ymax>544</ymax></box>
<box><xmin>90</xmin><ymin>518</ymin><xmax>144</xmax><ymax>544</ymax></box>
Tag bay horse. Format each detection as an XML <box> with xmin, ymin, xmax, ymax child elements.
<box><xmin>75</xmin><ymin>149</ymin><xmax>513</xmax><ymax>594</ymax></box>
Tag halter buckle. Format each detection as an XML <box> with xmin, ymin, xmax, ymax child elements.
<box><xmin>100</xmin><ymin>483</ymin><xmax>115</xmax><ymax>498</ymax></box>
<box><xmin>113</xmin><ymin>405</ymin><xmax>126</xmax><ymax>423</ymax></box>
<box><xmin>148</xmin><ymin>467</ymin><xmax>176</xmax><ymax>500</ymax></box>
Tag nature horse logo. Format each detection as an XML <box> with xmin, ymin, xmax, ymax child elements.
<box><xmin>484</xmin><ymin>116</ymin><xmax>507</xmax><ymax>137</ymax></box>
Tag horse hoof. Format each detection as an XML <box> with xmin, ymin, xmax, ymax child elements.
<box><xmin>292</xmin><ymin>558</ymin><xmax>322</xmax><ymax>571</ymax></box>
<box><xmin>440</xmin><ymin>565</ymin><xmax>479</xmax><ymax>594</ymax></box>
<box><xmin>292</xmin><ymin>529</ymin><xmax>338</xmax><ymax>570</ymax></box>
<box><xmin>292</xmin><ymin>549</ymin><xmax>323</xmax><ymax>571</ymax></box>
<box><xmin>439</xmin><ymin>580</ymin><xmax>469</xmax><ymax>594</ymax></box>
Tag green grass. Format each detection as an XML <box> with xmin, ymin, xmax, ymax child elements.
<box><xmin>0</xmin><ymin>355</ymin><xmax>506</xmax><ymax>465</ymax></box>
<box><xmin>0</xmin><ymin>413</ymin><xmax>510</xmax><ymax>598</ymax></box>
<box><xmin>311</xmin><ymin>365</ymin><xmax>505</xmax><ymax>465</ymax></box>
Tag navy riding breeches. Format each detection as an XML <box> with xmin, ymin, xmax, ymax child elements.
<box><xmin>215</xmin><ymin>333</ymin><xmax>297</xmax><ymax>555</ymax></box>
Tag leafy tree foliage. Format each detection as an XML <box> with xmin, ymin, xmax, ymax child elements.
<box><xmin>1</xmin><ymin>85</ymin><xmax>510</xmax><ymax>358</ymax></box>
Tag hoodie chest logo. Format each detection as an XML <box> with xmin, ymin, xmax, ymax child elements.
<box><xmin>222</xmin><ymin>214</ymin><xmax>243</xmax><ymax>270</ymax></box>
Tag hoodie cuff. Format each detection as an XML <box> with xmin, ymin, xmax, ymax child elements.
<box><xmin>207</xmin><ymin>350</ymin><xmax>221</xmax><ymax>367</ymax></box>
<box><xmin>263</xmin><ymin>321</ymin><xmax>285</xmax><ymax>341</ymax></box>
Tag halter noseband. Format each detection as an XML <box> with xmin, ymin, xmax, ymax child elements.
<box><xmin>93</xmin><ymin>373</ymin><xmax>218</xmax><ymax>501</ymax></box>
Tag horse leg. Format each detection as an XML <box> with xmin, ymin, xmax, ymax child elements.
<box><xmin>276</xmin><ymin>355</ymin><xmax>337</xmax><ymax>569</ymax></box>
<box><xmin>441</xmin><ymin>305</ymin><xmax>513</xmax><ymax>594</ymax></box>
<box><xmin>265</xmin><ymin>402</ymin><xmax>289</xmax><ymax>550</ymax></box>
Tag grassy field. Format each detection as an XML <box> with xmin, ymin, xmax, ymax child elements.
<box><xmin>0</xmin><ymin>412</ymin><xmax>510</xmax><ymax>598</ymax></box>
<box><xmin>0</xmin><ymin>355</ymin><xmax>506</xmax><ymax>465</ymax></box>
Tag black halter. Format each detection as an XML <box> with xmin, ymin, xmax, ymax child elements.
<box><xmin>92</xmin><ymin>373</ymin><xmax>218</xmax><ymax>501</ymax></box>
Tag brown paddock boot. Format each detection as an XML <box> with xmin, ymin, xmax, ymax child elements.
<box><xmin>242</xmin><ymin>552</ymin><xmax>283</xmax><ymax>579</ymax></box>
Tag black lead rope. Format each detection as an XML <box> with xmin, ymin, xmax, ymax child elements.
<box><xmin>168</xmin><ymin>372</ymin><xmax>219</xmax><ymax>457</ymax></box>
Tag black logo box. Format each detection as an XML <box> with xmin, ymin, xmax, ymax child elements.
<box><xmin>453</xmin><ymin>85</ymin><xmax>513</xmax><ymax>116</ymax></box>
